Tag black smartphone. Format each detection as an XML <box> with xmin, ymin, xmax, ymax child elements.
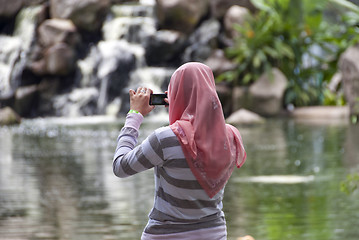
<box><xmin>149</xmin><ymin>93</ymin><xmax>168</xmax><ymax>105</ymax></box>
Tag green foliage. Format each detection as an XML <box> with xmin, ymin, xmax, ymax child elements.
<box><xmin>323</xmin><ymin>89</ymin><xmax>345</xmax><ymax>106</ymax></box>
<box><xmin>341</xmin><ymin>173</ymin><xmax>359</xmax><ymax>195</ymax></box>
<box><xmin>219</xmin><ymin>0</ymin><xmax>359</xmax><ymax>107</ymax></box>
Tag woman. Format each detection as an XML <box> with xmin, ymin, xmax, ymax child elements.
<box><xmin>113</xmin><ymin>62</ymin><xmax>246</xmax><ymax>239</ymax></box>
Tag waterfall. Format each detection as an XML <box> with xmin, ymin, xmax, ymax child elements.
<box><xmin>1</xmin><ymin>1</ymin><xmax>174</xmax><ymax>118</ymax></box>
<box><xmin>0</xmin><ymin>36</ymin><xmax>21</xmax><ymax>97</ymax></box>
<box><xmin>0</xmin><ymin>6</ymin><xmax>41</xmax><ymax>100</ymax></box>
<box><xmin>75</xmin><ymin>1</ymin><xmax>174</xmax><ymax>117</ymax></box>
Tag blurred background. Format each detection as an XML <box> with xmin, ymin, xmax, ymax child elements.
<box><xmin>1</xmin><ymin>0</ymin><xmax>359</xmax><ymax>239</ymax></box>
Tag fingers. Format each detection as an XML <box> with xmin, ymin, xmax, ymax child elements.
<box><xmin>164</xmin><ymin>90</ymin><xmax>169</xmax><ymax>107</ymax></box>
<box><xmin>129</xmin><ymin>86</ymin><xmax>155</xmax><ymax>116</ymax></box>
<box><xmin>129</xmin><ymin>89</ymin><xmax>135</xmax><ymax>96</ymax></box>
<box><xmin>129</xmin><ymin>87</ymin><xmax>152</xmax><ymax>96</ymax></box>
<box><xmin>136</xmin><ymin>87</ymin><xmax>150</xmax><ymax>95</ymax></box>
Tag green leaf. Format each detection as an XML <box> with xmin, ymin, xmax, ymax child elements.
<box><xmin>216</xmin><ymin>71</ymin><xmax>236</xmax><ymax>83</ymax></box>
<box><xmin>253</xmin><ymin>52</ymin><xmax>262</xmax><ymax>68</ymax></box>
<box><xmin>250</xmin><ymin>0</ymin><xmax>272</xmax><ymax>12</ymax></box>
<box><xmin>280</xmin><ymin>44</ymin><xmax>295</xmax><ymax>59</ymax></box>
<box><xmin>242</xmin><ymin>73</ymin><xmax>252</xmax><ymax>84</ymax></box>
<box><xmin>263</xmin><ymin>46</ymin><xmax>279</xmax><ymax>58</ymax></box>
<box><xmin>330</xmin><ymin>0</ymin><xmax>359</xmax><ymax>13</ymax></box>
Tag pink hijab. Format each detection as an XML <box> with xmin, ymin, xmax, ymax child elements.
<box><xmin>168</xmin><ymin>62</ymin><xmax>246</xmax><ymax>198</ymax></box>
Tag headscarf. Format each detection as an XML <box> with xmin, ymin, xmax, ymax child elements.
<box><xmin>168</xmin><ymin>62</ymin><xmax>246</xmax><ymax>198</ymax></box>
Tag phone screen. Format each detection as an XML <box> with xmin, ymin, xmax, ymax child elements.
<box><xmin>149</xmin><ymin>93</ymin><xmax>168</xmax><ymax>105</ymax></box>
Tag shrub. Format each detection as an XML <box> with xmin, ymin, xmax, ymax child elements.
<box><xmin>219</xmin><ymin>0</ymin><xmax>359</xmax><ymax>107</ymax></box>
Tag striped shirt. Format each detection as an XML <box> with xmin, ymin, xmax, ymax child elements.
<box><xmin>113</xmin><ymin>113</ymin><xmax>226</xmax><ymax>236</ymax></box>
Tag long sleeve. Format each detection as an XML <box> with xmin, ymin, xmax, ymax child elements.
<box><xmin>113</xmin><ymin>113</ymin><xmax>165</xmax><ymax>178</ymax></box>
<box><xmin>113</xmin><ymin>112</ymin><xmax>143</xmax><ymax>177</ymax></box>
<box><xmin>113</xmin><ymin>122</ymin><xmax>227</xmax><ymax>235</ymax></box>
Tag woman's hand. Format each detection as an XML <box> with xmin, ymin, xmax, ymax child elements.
<box><xmin>129</xmin><ymin>87</ymin><xmax>155</xmax><ymax>116</ymax></box>
<box><xmin>164</xmin><ymin>90</ymin><xmax>169</xmax><ymax>107</ymax></box>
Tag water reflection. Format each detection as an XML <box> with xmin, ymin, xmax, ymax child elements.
<box><xmin>0</xmin><ymin>118</ymin><xmax>358</xmax><ymax>240</ymax></box>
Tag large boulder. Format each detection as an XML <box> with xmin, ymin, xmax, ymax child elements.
<box><xmin>0</xmin><ymin>0</ymin><xmax>23</xmax><ymax>19</ymax></box>
<box><xmin>46</xmin><ymin>43</ymin><xmax>77</xmax><ymax>75</ymax></box>
<box><xmin>155</xmin><ymin>0</ymin><xmax>210</xmax><ymax>34</ymax></box>
<box><xmin>210</xmin><ymin>0</ymin><xmax>255</xmax><ymax>19</ymax></box>
<box><xmin>247</xmin><ymin>68</ymin><xmax>287</xmax><ymax>116</ymax></box>
<box><xmin>226</xmin><ymin>108</ymin><xmax>265</xmax><ymax>125</ymax></box>
<box><xmin>52</xmin><ymin>87</ymin><xmax>99</xmax><ymax>117</ymax></box>
<box><xmin>96</xmin><ymin>41</ymin><xmax>136</xmax><ymax>99</ymax></box>
<box><xmin>31</xmin><ymin>43</ymin><xmax>77</xmax><ymax>76</ymax></box>
<box><xmin>182</xmin><ymin>19</ymin><xmax>221</xmax><ymax>63</ymax></box>
<box><xmin>216</xmin><ymin>82</ymin><xmax>233</xmax><ymax>117</ymax></box>
<box><xmin>0</xmin><ymin>107</ymin><xmax>21</xmax><ymax>125</ymax></box>
<box><xmin>111</xmin><ymin>0</ymin><xmax>139</xmax><ymax>3</ymax></box>
<box><xmin>291</xmin><ymin>106</ymin><xmax>349</xmax><ymax>120</ymax></box>
<box><xmin>232</xmin><ymin>86</ymin><xmax>248</xmax><ymax>112</ymax></box>
<box><xmin>224</xmin><ymin>5</ymin><xmax>250</xmax><ymax>38</ymax></box>
<box><xmin>339</xmin><ymin>45</ymin><xmax>359</xmax><ymax>118</ymax></box>
<box><xmin>14</xmin><ymin>84</ymin><xmax>38</xmax><ymax>117</ymax></box>
<box><xmin>32</xmin><ymin>19</ymin><xmax>80</xmax><ymax>76</ymax></box>
<box><xmin>204</xmin><ymin>49</ymin><xmax>236</xmax><ymax>77</ymax></box>
<box><xmin>50</xmin><ymin>0</ymin><xmax>110</xmax><ymax>32</ymax></box>
<box><xmin>37</xmin><ymin>19</ymin><xmax>80</xmax><ymax>48</ymax></box>
<box><xmin>78</xmin><ymin>41</ymin><xmax>137</xmax><ymax>113</ymax></box>
<box><xmin>145</xmin><ymin>30</ymin><xmax>186</xmax><ymax>66</ymax></box>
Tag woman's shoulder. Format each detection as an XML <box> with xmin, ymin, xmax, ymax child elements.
<box><xmin>154</xmin><ymin>126</ymin><xmax>176</xmax><ymax>138</ymax></box>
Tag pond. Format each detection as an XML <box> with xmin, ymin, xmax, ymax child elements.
<box><xmin>0</xmin><ymin>116</ymin><xmax>358</xmax><ymax>240</ymax></box>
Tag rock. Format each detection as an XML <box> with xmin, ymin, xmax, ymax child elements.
<box><xmin>226</xmin><ymin>108</ymin><xmax>265</xmax><ymax>125</ymax></box>
<box><xmin>210</xmin><ymin>0</ymin><xmax>255</xmax><ymax>19</ymax></box>
<box><xmin>155</xmin><ymin>0</ymin><xmax>210</xmax><ymax>34</ymax></box>
<box><xmin>53</xmin><ymin>87</ymin><xmax>99</xmax><ymax>117</ymax></box>
<box><xmin>97</xmin><ymin>41</ymin><xmax>136</xmax><ymax>99</ymax></box>
<box><xmin>224</xmin><ymin>5</ymin><xmax>250</xmax><ymax>38</ymax></box>
<box><xmin>0</xmin><ymin>0</ymin><xmax>23</xmax><ymax>19</ymax></box>
<box><xmin>216</xmin><ymin>83</ymin><xmax>232</xmax><ymax>117</ymax></box>
<box><xmin>84</xmin><ymin>40</ymin><xmax>137</xmax><ymax>113</ymax></box>
<box><xmin>145</xmin><ymin>30</ymin><xmax>186</xmax><ymax>66</ymax></box>
<box><xmin>237</xmin><ymin>236</ymin><xmax>255</xmax><ymax>240</ymax></box>
<box><xmin>232</xmin><ymin>86</ymin><xmax>248</xmax><ymax>112</ymax></box>
<box><xmin>204</xmin><ymin>49</ymin><xmax>236</xmax><ymax>77</ymax></box>
<box><xmin>49</xmin><ymin>0</ymin><xmax>110</xmax><ymax>32</ymax></box>
<box><xmin>44</xmin><ymin>43</ymin><xmax>77</xmax><ymax>75</ymax></box>
<box><xmin>31</xmin><ymin>19</ymin><xmax>79</xmax><ymax>76</ymax></box>
<box><xmin>291</xmin><ymin>106</ymin><xmax>349</xmax><ymax>120</ymax></box>
<box><xmin>182</xmin><ymin>19</ymin><xmax>221</xmax><ymax>63</ymax></box>
<box><xmin>14</xmin><ymin>84</ymin><xmax>38</xmax><ymax>116</ymax></box>
<box><xmin>37</xmin><ymin>19</ymin><xmax>80</xmax><ymax>48</ymax></box>
<box><xmin>248</xmin><ymin>68</ymin><xmax>287</xmax><ymax>116</ymax></box>
<box><xmin>111</xmin><ymin>0</ymin><xmax>139</xmax><ymax>3</ymax></box>
<box><xmin>328</xmin><ymin>71</ymin><xmax>342</xmax><ymax>92</ymax></box>
<box><xmin>23</xmin><ymin>0</ymin><xmax>47</xmax><ymax>5</ymax></box>
<box><xmin>339</xmin><ymin>45</ymin><xmax>359</xmax><ymax>117</ymax></box>
<box><xmin>37</xmin><ymin>78</ymin><xmax>61</xmax><ymax>115</ymax></box>
<box><xmin>103</xmin><ymin>13</ymin><xmax>156</xmax><ymax>44</ymax></box>
<box><xmin>0</xmin><ymin>107</ymin><xmax>21</xmax><ymax>125</ymax></box>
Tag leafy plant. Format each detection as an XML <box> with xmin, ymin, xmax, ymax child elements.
<box><xmin>323</xmin><ymin>88</ymin><xmax>345</xmax><ymax>106</ymax></box>
<box><xmin>219</xmin><ymin>0</ymin><xmax>359</xmax><ymax>107</ymax></box>
<box><xmin>341</xmin><ymin>173</ymin><xmax>359</xmax><ymax>195</ymax></box>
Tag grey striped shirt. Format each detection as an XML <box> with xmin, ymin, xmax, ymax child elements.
<box><xmin>113</xmin><ymin>123</ymin><xmax>226</xmax><ymax>235</ymax></box>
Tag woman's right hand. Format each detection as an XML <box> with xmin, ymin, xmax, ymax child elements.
<box><xmin>129</xmin><ymin>87</ymin><xmax>155</xmax><ymax>116</ymax></box>
<box><xmin>164</xmin><ymin>90</ymin><xmax>169</xmax><ymax>107</ymax></box>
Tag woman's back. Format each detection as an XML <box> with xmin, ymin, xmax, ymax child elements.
<box><xmin>145</xmin><ymin>126</ymin><xmax>226</xmax><ymax>234</ymax></box>
<box><xmin>113</xmin><ymin>62</ymin><xmax>246</xmax><ymax>239</ymax></box>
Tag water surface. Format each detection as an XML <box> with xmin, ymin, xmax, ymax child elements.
<box><xmin>0</xmin><ymin>117</ymin><xmax>358</xmax><ymax>240</ymax></box>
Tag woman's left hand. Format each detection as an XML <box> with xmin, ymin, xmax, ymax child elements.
<box><xmin>129</xmin><ymin>87</ymin><xmax>155</xmax><ymax>116</ymax></box>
